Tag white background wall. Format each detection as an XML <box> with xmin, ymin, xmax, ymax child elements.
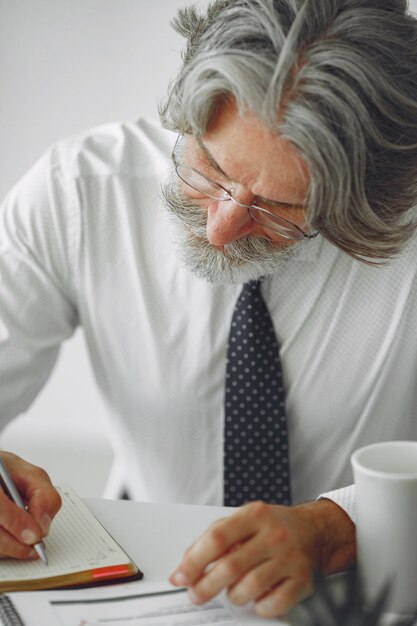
<box><xmin>1</xmin><ymin>0</ymin><xmax>416</xmax><ymax>497</ymax></box>
<box><xmin>0</xmin><ymin>0</ymin><xmax>207</xmax><ymax>497</ymax></box>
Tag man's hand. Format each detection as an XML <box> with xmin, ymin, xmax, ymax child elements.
<box><xmin>0</xmin><ymin>451</ymin><xmax>62</xmax><ymax>559</ymax></box>
<box><xmin>170</xmin><ymin>499</ymin><xmax>356</xmax><ymax>618</ymax></box>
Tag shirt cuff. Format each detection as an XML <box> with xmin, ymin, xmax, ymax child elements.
<box><xmin>318</xmin><ymin>484</ymin><xmax>356</xmax><ymax>524</ymax></box>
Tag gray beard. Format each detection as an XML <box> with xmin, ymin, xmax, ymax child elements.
<box><xmin>160</xmin><ymin>176</ymin><xmax>308</xmax><ymax>284</ymax></box>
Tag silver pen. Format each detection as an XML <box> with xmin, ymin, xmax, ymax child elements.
<box><xmin>0</xmin><ymin>457</ymin><xmax>48</xmax><ymax>565</ymax></box>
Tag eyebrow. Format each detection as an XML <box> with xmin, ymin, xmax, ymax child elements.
<box><xmin>197</xmin><ymin>137</ymin><xmax>306</xmax><ymax>211</ymax></box>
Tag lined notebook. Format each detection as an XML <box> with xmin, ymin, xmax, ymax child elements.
<box><xmin>0</xmin><ymin>485</ymin><xmax>142</xmax><ymax>593</ymax></box>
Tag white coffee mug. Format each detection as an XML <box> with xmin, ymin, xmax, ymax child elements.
<box><xmin>351</xmin><ymin>440</ymin><xmax>417</xmax><ymax>615</ymax></box>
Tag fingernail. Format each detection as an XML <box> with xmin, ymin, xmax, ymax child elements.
<box><xmin>171</xmin><ymin>571</ymin><xmax>189</xmax><ymax>586</ymax></box>
<box><xmin>188</xmin><ymin>588</ymin><xmax>201</xmax><ymax>604</ymax></box>
<box><xmin>256</xmin><ymin>598</ymin><xmax>274</xmax><ymax>615</ymax></box>
<box><xmin>229</xmin><ymin>589</ymin><xmax>245</xmax><ymax>605</ymax></box>
<box><xmin>40</xmin><ymin>514</ymin><xmax>51</xmax><ymax>534</ymax></box>
<box><xmin>21</xmin><ymin>529</ymin><xmax>38</xmax><ymax>545</ymax></box>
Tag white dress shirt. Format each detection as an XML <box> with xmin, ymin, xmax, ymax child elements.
<box><xmin>1</xmin><ymin>118</ymin><xmax>416</xmax><ymax>521</ymax></box>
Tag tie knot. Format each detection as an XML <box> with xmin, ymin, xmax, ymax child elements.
<box><xmin>242</xmin><ymin>280</ymin><xmax>262</xmax><ymax>295</ymax></box>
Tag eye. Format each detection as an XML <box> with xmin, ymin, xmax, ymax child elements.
<box><xmin>257</xmin><ymin>197</ymin><xmax>300</xmax><ymax>218</ymax></box>
<box><xmin>179</xmin><ymin>181</ymin><xmax>208</xmax><ymax>199</ymax></box>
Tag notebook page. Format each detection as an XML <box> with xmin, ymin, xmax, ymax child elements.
<box><xmin>0</xmin><ymin>485</ymin><xmax>130</xmax><ymax>582</ymax></box>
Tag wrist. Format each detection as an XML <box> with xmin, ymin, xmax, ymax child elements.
<box><xmin>294</xmin><ymin>497</ymin><xmax>357</xmax><ymax>575</ymax></box>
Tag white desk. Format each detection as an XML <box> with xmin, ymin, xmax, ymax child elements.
<box><xmin>85</xmin><ymin>497</ymin><xmax>309</xmax><ymax>625</ymax></box>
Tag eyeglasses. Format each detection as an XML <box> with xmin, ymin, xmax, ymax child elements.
<box><xmin>172</xmin><ymin>136</ymin><xmax>319</xmax><ymax>241</ymax></box>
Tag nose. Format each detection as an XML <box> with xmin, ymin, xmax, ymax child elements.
<box><xmin>205</xmin><ymin>197</ymin><xmax>257</xmax><ymax>247</ymax></box>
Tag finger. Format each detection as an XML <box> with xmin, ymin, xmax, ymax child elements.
<box><xmin>25</xmin><ymin>482</ymin><xmax>62</xmax><ymax>537</ymax></box>
<box><xmin>170</xmin><ymin>503</ymin><xmax>268</xmax><ymax>586</ymax></box>
<box><xmin>227</xmin><ymin>559</ymin><xmax>284</xmax><ymax>606</ymax></box>
<box><xmin>254</xmin><ymin>575</ymin><xmax>312</xmax><ymax>618</ymax></box>
<box><xmin>187</xmin><ymin>540</ymin><xmax>269</xmax><ymax>604</ymax></box>
<box><xmin>185</xmin><ymin>525</ymin><xmax>286</xmax><ymax>605</ymax></box>
<box><xmin>226</xmin><ymin>526</ymin><xmax>313</xmax><ymax>607</ymax></box>
<box><xmin>170</xmin><ymin>516</ymin><xmax>256</xmax><ymax>587</ymax></box>
<box><xmin>3</xmin><ymin>453</ymin><xmax>62</xmax><ymax>536</ymax></box>
<box><xmin>0</xmin><ymin>527</ymin><xmax>40</xmax><ymax>560</ymax></box>
<box><xmin>228</xmin><ymin>556</ymin><xmax>299</xmax><ymax>607</ymax></box>
<box><xmin>0</xmin><ymin>489</ymin><xmax>43</xmax><ymax>547</ymax></box>
<box><xmin>195</xmin><ymin>523</ymin><xmax>298</xmax><ymax>607</ymax></box>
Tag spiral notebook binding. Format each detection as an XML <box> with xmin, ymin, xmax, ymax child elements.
<box><xmin>0</xmin><ymin>596</ymin><xmax>25</xmax><ymax>626</ymax></box>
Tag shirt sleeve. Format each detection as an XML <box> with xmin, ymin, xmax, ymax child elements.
<box><xmin>0</xmin><ymin>145</ymin><xmax>80</xmax><ymax>425</ymax></box>
<box><xmin>318</xmin><ymin>484</ymin><xmax>356</xmax><ymax>523</ymax></box>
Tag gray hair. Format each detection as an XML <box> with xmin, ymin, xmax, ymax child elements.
<box><xmin>159</xmin><ymin>0</ymin><xmax>417</xmax><ymax>262</ymax></box>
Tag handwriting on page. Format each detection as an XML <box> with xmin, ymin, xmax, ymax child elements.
<box><xmin>0</xmin><ymin>486</ymin><xmax>127</xmax><ymax>581</ymax></box>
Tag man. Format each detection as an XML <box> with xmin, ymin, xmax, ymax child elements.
<box><xmin>1</xmin><ymin>0</ymin><xmax>417</xmax><ymax>618</ymax></box>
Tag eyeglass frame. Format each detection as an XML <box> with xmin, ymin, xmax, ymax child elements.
<box><xmin>171</xmin><ymin>135</ymin><xmax>319</xmax><ymax>241</ymax></box>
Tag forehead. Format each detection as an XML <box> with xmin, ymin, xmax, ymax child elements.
<box><xmin>202</xmin><ymin>100</ymin><xmax>309</xmax><ymax>203</ymax></box>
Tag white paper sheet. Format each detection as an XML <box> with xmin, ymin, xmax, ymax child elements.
<box><xmin>4</xmin><ymin>581</ymin><xmax>291</xmax><ymax>626</ymax></box>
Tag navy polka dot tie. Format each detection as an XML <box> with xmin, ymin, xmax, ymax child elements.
<box><xmin>223</xmin><ymin>280</ymin><xmax>291</xmax><ymax>507</ymax></box>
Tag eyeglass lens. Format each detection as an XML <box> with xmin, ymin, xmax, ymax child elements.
<box><xmin>175</xmin><ymin>164</ymin><xmax>309</xmax><ymax>240</ymax></box>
